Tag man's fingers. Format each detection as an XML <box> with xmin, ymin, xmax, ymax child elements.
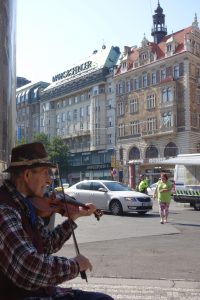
<box><xmin>74</xmin><ymin>254</ymin><xmax>93</xmax><ymax>272</ymax></box>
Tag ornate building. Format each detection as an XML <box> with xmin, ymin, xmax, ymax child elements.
<box><xmin>114</xmin><ymin>2</ymin><xmax>200</xmax><ymax>186</ymax></box>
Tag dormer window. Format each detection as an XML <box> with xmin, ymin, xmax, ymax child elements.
<box><xmin>141</xmin><ymin>52</ymin><xmax>147</xmax><ymax>60</ymax></box>
<box><xmin>167</xmin><ymin>44</ymin><xmax>172</xmax><ymax>52</ymax></box>
<box><xmin>122</xmin><ymin>61</ymin><xmax>127</xmax><ymax>69</ymax></box>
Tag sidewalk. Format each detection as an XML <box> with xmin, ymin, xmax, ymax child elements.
<box><xmin>61</xmin><ymin>277</ymin><xmax>200</xmax><ymax>300</ymax></box>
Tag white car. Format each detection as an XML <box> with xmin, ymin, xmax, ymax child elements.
<box><xmin>64</xmin><ymin>180</ymin><xmax>153</xmax><ymax>215</ymax></box>
<box><xmin>147</xmin><ymin>183</ymin><xmax>157</xmax><ymax>198</ymax></box>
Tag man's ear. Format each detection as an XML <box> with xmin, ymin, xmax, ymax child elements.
<box><xmin>24</xmin><ymin>169</ymin><xmax>31</xmax><ymax>182</ymax></box>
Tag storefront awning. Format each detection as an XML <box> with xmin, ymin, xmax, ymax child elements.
<box><xmin>154</xmin><ymin>154</ymin><xmax>200</xmax><ymax>166</ymax></box>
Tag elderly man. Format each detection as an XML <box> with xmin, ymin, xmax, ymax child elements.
<box><xmin>0</xmin><ymin>142</ymin><xmax>113</xmax><ymax>300</ymax></box>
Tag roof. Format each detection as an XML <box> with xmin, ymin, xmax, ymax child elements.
<box><xmin>115</xmin><ymin>26</ymin><xmax>193</xmax><ymax>76</ymax></box>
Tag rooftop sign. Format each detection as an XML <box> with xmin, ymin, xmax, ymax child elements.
<box><xmin>52</xmin><ymin>61</ymin><xmax>94</xmax><ymax>82</ymax></box>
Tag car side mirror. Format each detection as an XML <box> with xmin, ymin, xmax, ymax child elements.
<box><xmin>98</xmin><ymin>188</ymin><xmax>107</xmax><ymax>192</ymax></box>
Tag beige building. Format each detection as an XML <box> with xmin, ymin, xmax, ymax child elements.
<box><xmin>114</xmin><ymin>3</ymin><xmax>200</xmax><ymax>187</ymax></box>
<box><xmin>40</xmin><ymin>46</ymin><xmax>120</xmax><ymax>183</ymax></box>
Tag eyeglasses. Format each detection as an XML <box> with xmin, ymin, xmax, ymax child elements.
<box><xmin>30</xmin><ymin>168</ymin><xmax>52</xmax><ymax>178</ymax></box>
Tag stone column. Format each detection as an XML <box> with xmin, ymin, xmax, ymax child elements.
<box><xmin>0</xmin><ymin>0</ymin><xmax>16</xmax><ymax>175</ymax></box>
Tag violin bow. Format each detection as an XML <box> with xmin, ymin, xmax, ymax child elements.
<box><xmin>52</xmin><ymin>164</ymin><xmax>88</xmax><ymax>282</ymax></box>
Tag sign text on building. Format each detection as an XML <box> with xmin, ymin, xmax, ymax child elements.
<box><xmin>52</xmin><ymin>61</ymin><xmax>93</xmax><ymax>82</ymax></box>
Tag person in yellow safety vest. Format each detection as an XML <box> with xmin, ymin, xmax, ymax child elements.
<box><xmin>138</xmin><ymin>174</ymin><xmax>149</xmax><ymax>194</ymax></box>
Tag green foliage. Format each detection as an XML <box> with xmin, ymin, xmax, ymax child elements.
<box><xmin>48</xmin><ymin>136</ymin><xmax>69</xmax><ymax>177</ymax></box>
<box><xmin>32</xmin><ymin>133</ymin><xmax>50</xmax><ymax>149</ymax></box>
<box><xmin>16</xmin><ymin>137</ymin><xmax>28</xmax><ymax>145</ymax></box>
<box><xmin>32</xmin><ymin>133</ymin><xmax>69</xmax><ymax>178</ymax></box>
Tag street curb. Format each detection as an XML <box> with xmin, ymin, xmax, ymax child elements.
<box><xmin>66</xmin><ymin>276</ymin><xmax>200</xmax><ymax>290</ymax></box>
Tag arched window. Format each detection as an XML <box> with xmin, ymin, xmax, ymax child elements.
<box><xmin>129</xmin><ymin>146</ymin><xmax>140</xmax><ymax>160</ymax></box>
<box><xmin>145</xmin><ymin>145</ymin><xmax>158</xmax><ymax>158</ymax></box>
<box><xmin>197</xmin><ymin>143</ymin><xmax>200</xmax><ymax>153</ymax></box>
<box><xmin>164</xmin><ymin>142</ymin><xmax>178</xmax><ymax>157</ymax></box>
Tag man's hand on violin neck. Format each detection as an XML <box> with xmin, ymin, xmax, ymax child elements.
<box><xmin>74</xmin><ymin>254</ymin><xmax>93</xmax><ymax>272</ymax></box>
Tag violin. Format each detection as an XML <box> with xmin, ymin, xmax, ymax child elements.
<box><xmin>30</xmin><ymin>193</ymin><xmax>103</xmax><ymax>221</ymax></box>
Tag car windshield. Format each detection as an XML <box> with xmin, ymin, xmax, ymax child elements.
<box><xmin>103</xmin><ymin>181</ymin><xmax>132</xmax><ymax>191</ymax></box>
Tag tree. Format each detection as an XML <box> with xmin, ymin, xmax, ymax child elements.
<box><xmin>32</xmin><ymin>133</ymin><xmax>50</xmax><ymax>150</ymax></box>
<box><xmin>48</xmin><ymin>136</ymin><xmax>69</xmax><ymax>179</ymax></box>
<box><xmin>16</xmin><ymin>137</ymin><xmax>28</xmax><ymax>145</ymax></box>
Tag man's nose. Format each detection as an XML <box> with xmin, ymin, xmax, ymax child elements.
<box><xmin>46</xmin><ymin>175</ymin><xmax>52</xmax><ymax>185</ymax></box>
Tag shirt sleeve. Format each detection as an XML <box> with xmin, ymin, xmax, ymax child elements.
<box><xmin>0</xmin><ymin>205</ymin><xmax>79</xmax><ymax>291</ymax></box>
<box><xmin>36</xmin><ymin>216</ymin><xmax>77</xmax><ymax>255</ymax></box>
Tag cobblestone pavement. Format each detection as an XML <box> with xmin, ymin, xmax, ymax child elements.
<box><xmin>61</xmin><ymin>277</ymin><xmax>200</xmax><ymax>300</ymax></box>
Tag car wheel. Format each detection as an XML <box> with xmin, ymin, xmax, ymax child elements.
<box><xmin>109</xmin><ymin>200</ymin><xmax>123</xmax><ymax>215</ymax></box>
<box><xmin>194</xmin><ymin>202</ymin><xmax>200</xmax><ymax>211</ymax></box>
<box><xmin>137</xmin><ymin>211</ymin><xmax>147</xmax><ymax>215</ymax></box>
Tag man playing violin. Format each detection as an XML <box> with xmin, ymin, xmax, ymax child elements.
<box><xmin>0</xmin><ymin>142</ymin><xmax>113</xmax><ymax>300</ymax></box>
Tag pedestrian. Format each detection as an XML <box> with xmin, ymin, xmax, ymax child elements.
<box><xmin>0</xmin><ymin>142</ymin><xmax>113</xmax><ymax>300</ymax></box>
<box><xmin>153</xmin><ymin>172</ymin><xmax>172</xmax><ymax>224</ymax></box>
<box><xmin>138</xmin><ymin>174</ymin><xmax>149</xmax><ymax>194</ymax></box>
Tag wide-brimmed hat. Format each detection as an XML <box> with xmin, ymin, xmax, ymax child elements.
<box><xmin>4</xmin><ymin>142</ymin><xmax>56</xmax><ymax>172</ymax></box>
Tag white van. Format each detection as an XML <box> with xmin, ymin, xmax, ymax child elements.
<box><xmin>172</xmin><ymin>154</ymin><xmax>200</xmax><ymax>211</ymax></box>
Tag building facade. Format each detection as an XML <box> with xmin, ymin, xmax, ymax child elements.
<box><xmin>114</xmin><ymin>3</ymin><xmax>200</xmax><ymax>187</ymax></box>
<box><xmin>39</xmin><ymin>46</ymin><xmax>120</xmax><ymax>183</ymax></box>
<box><xmin>15</xmin><ymin>2</ymin><xmax>200</xmax><ymax>187</ymax></box>
<box><xmin>16</xmin><ymin>81</ymin><xmax>49</xmax><ymax>142</ymax></box>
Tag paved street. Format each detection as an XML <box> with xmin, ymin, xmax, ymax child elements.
<box><xmin>55</xmin><ymin>201</ymin><xmax>200</xmax><ymax>299</ymax></box>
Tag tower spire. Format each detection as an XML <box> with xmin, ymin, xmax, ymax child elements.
<box><xmin>151</xmin><ymin>1</ymin><xmax>167</xmax><ymax>44</ymax></box>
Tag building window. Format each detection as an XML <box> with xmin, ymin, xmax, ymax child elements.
<box><xmin>107</xmin><ymin>134</ymin><xmax>112</xmax><ymax>144</ymax></box>
<box><xmin>119</xmin><ymin>123</ymin><xmax>125</xmax><ymax>137</ymax></box>
<box><xmin>80</xmin><ymin>123</ymin><xmax>84</xmax><ymax>131</ymax></box>
<box><xmin>108</xmin><ymin>116</ymin><xmax>112</xmax><ymax>127</ymax></box>
<box><xmin>62</xmin><ymin>112</ymin><xmax>65</xmax><ymax>122</ymax></box>
<box><xmin>174</xmin><ymin>65</ymin><xmax>180</xmax><ymax>79</ymax></box>
<box><xmin>86</xmin><ymin>105</ymin><xmax>90</xmax><ymax>116</ymax></box>
<box><xmin>126</xmin><ymin>80</ymin><xmax>130</xmax><ymax>93</ymax></box>
<box><xmin>135</xmin><ymin>78</ymin><xmax>139</xmax><ymax>90</ymax></box>
<box><xmin>80</xmin><ymin>107</ymin><xmax>84</xmax><ymax>118</ymax></box>
<box><xmin>129</xmin><ymin>146</ymin><xmax>140</xmax><ymax>160</ymax></box>
<box><xmin>141</xmin><ymin>52</ymin><xmax>147</xmax><ymax>60</ymax></box>
<box><xmin>147</xmin><ymin>117</ymin><xmax>157</xmax><ymax>131</ymax></box>
<box><xmin>161</xmin><ymin>69</ymin><xmax>166</xmax><ymax>80</ymax></box>
<box><xmin>73</xmin><ymin>109</ymin><xmax>77</xmax><ymax>121</ymax></box>
<box><xmin>130</xmin><ymin>121</ymin><xmax>140</xmax><ymax>135</ymax></box>
<box><xmin>167</xmin><ymin>44</ymin><xmax>172</xmax><ymax>52</ymax></box>
<box><xmin>198</xmin><ymin>114</ymin><xmax>200</xmax><ymax>128</ymax></box>
<box><xmin>145</xmin><ymin>145</ymin><xmax>158</xmax><ymax>158</ymax></box>
<box><xmin>130</xmin><ymin>98</ymin><xmax>139</xmax><ymax>113</ymax></box>
<box><xmin>122</xmin><ymin>62</ymin><xmax>127</xmax><ymax>69</ymax></box>
<box><xmin>151</xmin><ymin>72</ymin><xmax>157</xmax><ymax>85</ymax></box>
<box><xmin>117</xmin><ymin>102</ymin><xmax>124</xmax><ymax>116</ymax></box>
<box><xmin>164</xmin><ymin>142</ymin><xmax>178</xmax><ymax>157</ymax></box>
<box><xmin>67</xmin><ymin>111</ymin><xmax>71</xmax><ymax>121</ymax></box>
<box><xmin>161</xmin><ymin>87</ymin><xmax>173</xmax><ymax>103</ymax></box>
<box><xmin>147</xmin><ymin>94</ymin><xmax>156</xmax><ymax>110</ymax></box>
<box><xmin>161</xmin><ymin>112</ymin><xmax>172</xmax><ymax>128</ymax></box>
<box><xmin>56</xmin><ymin>114</ymin><xmax>60</xmax><ymax>123</ymax></box>
<box><xmin>143</xmin><ymin>74</ymin><xmax>147</xmax><ymax>87</ymax></box>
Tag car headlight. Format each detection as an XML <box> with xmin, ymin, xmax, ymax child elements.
<box><xmin>124</xmin><ymin>197</ymin><xmax>137</xmax><ymax>202</ymax></box>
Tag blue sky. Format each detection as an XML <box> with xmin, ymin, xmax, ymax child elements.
<box><xmin>16</xmin><ymin>0</ymin><xmax>200</xmax><ymax>83</ymax></box>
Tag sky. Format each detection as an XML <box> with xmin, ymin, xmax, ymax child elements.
<box><xmin>16</xmin><ymin>0</ymin><xmax>200</xmax><ymax>83</ymax></box>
